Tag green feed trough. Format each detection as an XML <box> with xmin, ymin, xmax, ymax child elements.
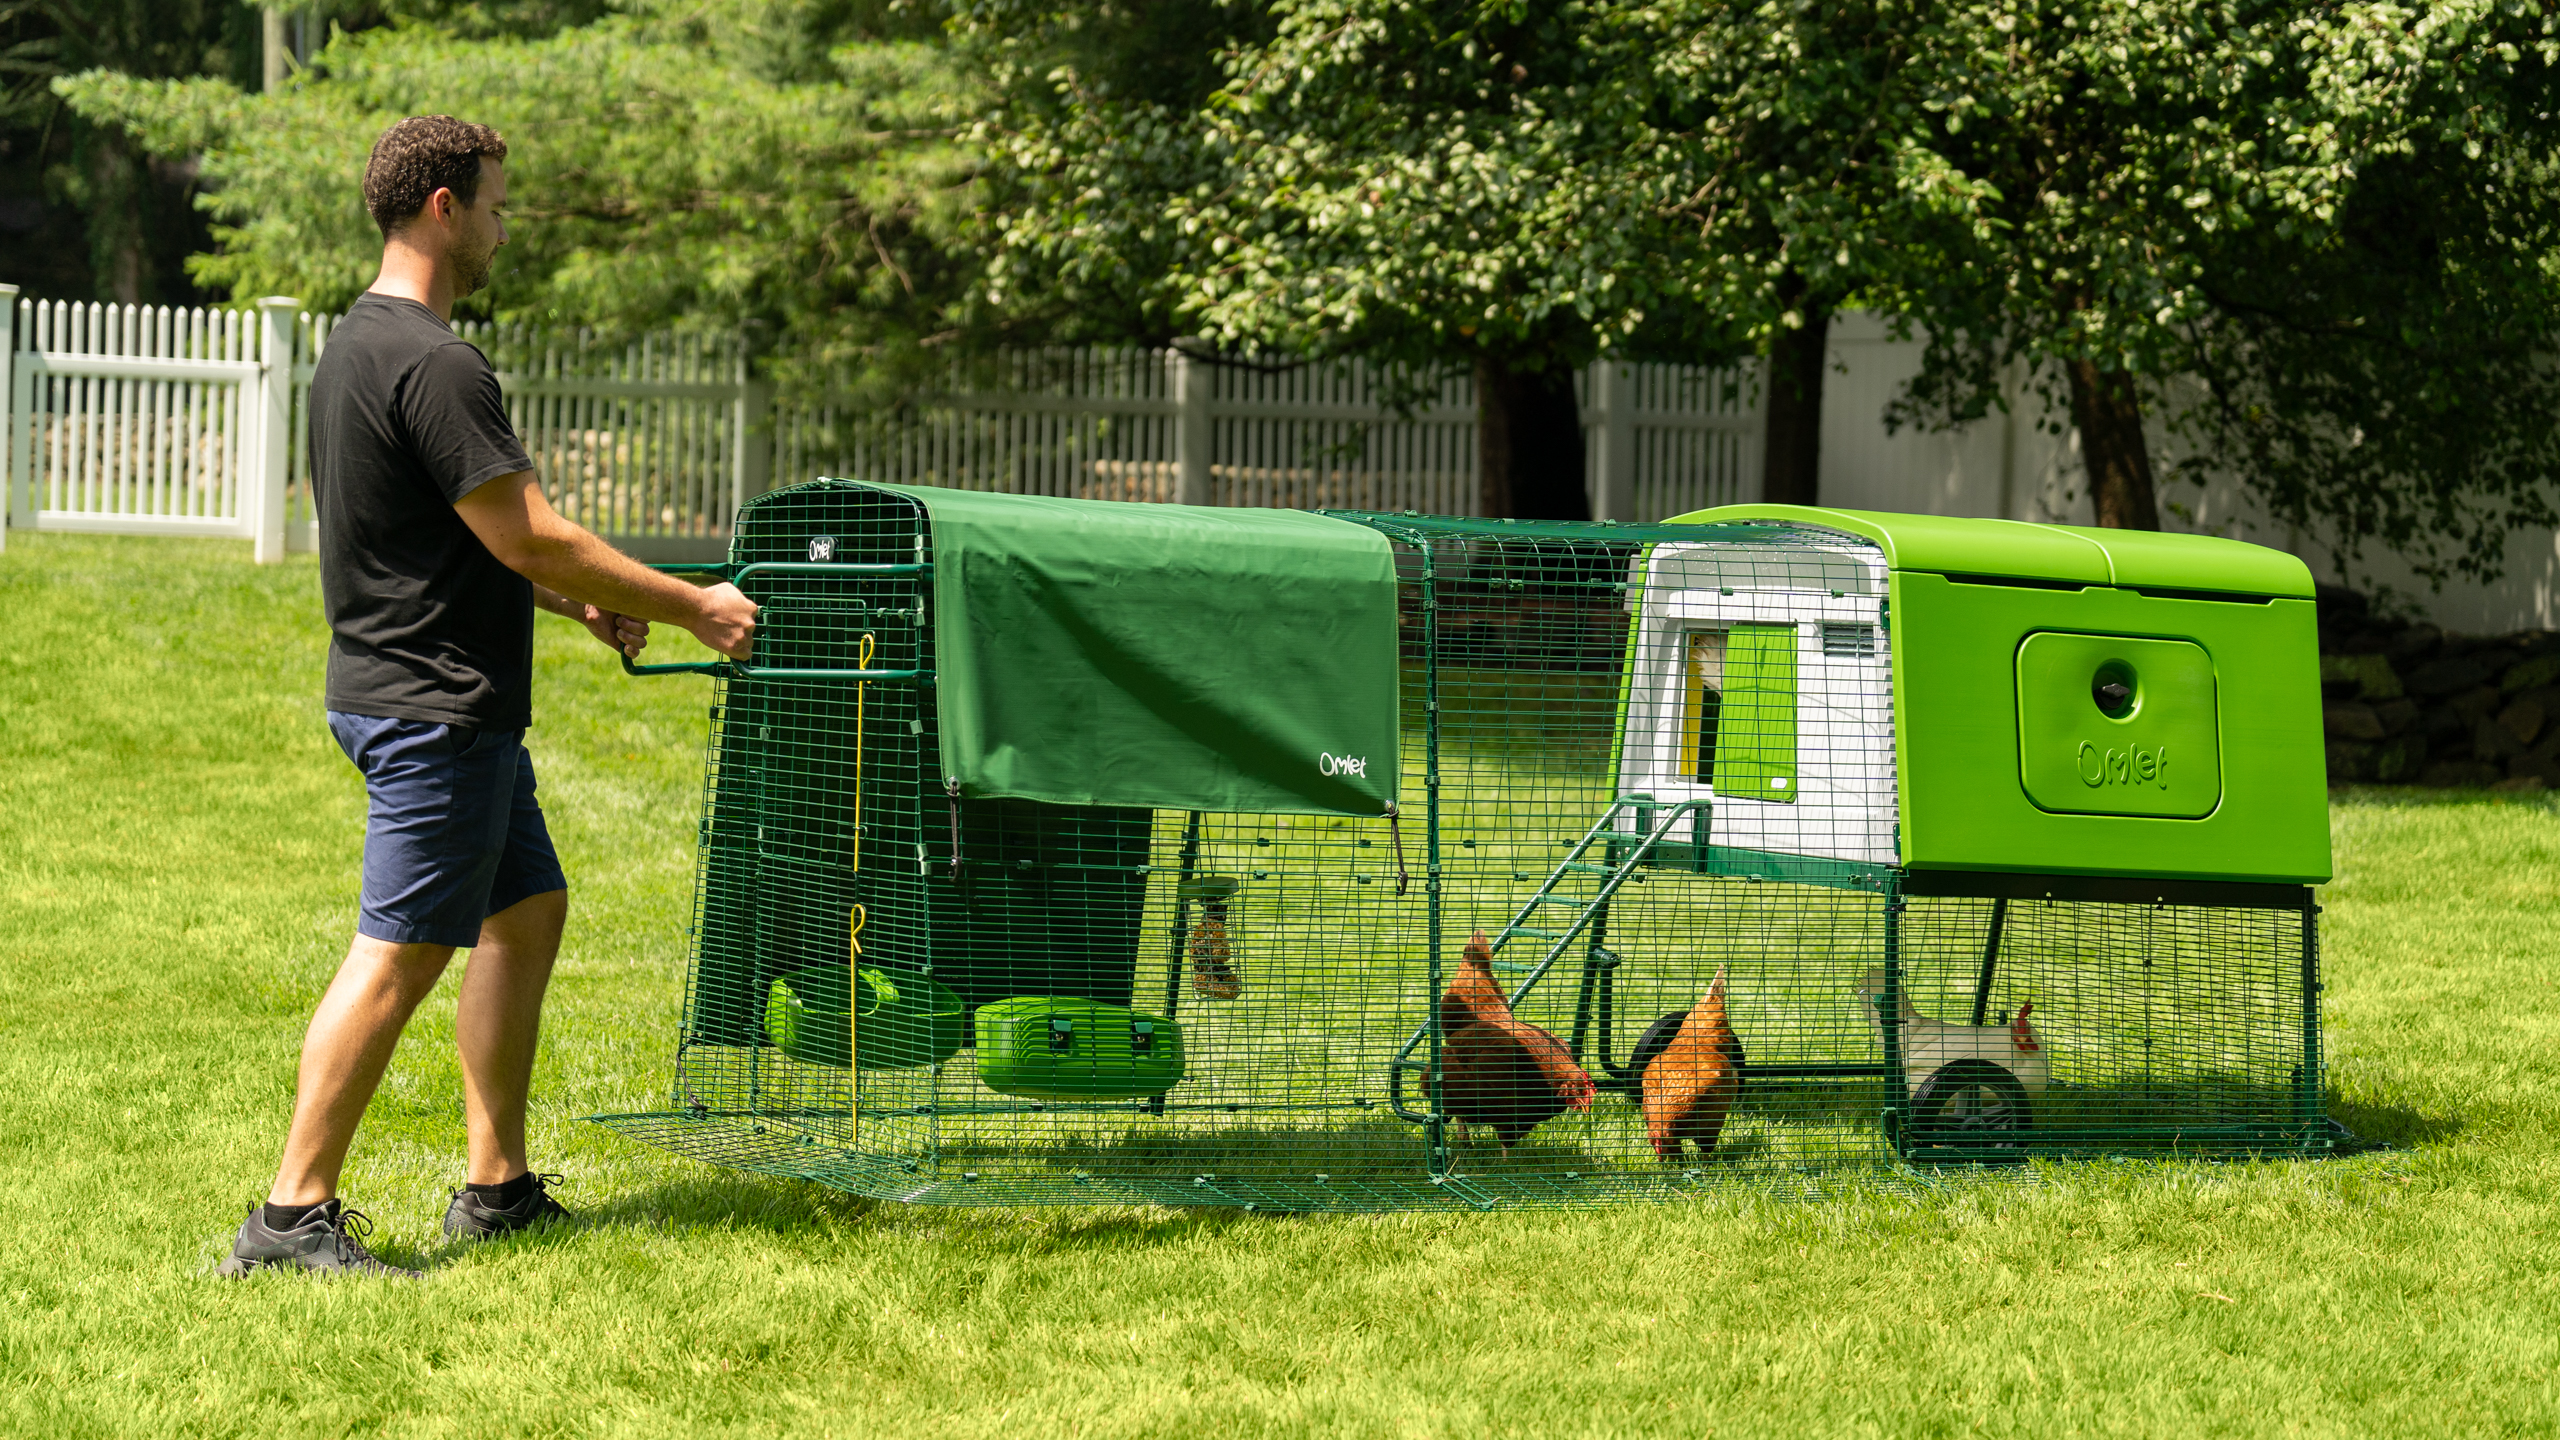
<box><xmin>592</xmin><ymin>483</ymin><xmax>2335</xmax><ymax>1211</ymax></box>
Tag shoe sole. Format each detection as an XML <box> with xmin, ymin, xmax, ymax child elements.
<box><xmin>443</xmin><ymin>1215</ymin><xmax>565</xmax><ymax>1241</ymax></box>
<box><xmin>214</xmin><ymin>1256</ymin><xmax>420</xmax><ymax>1279</ymax></box>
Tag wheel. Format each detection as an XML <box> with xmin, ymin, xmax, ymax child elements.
<box><xmin>1907</xmin><ymin>1059</ymin><xmax>2032</xmax><ymax>1160</ymax></box>
<box><xmin>1623</xmin><ymin>1009</ymin><xmax>1687</xmax><ymax>1086</ymax></box>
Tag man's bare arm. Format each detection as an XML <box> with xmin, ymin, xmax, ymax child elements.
<box><xmin>454</xmin><ymin>472</ymin><xmax>756</xmax><ymax>659</ymax></box>
<box><xmin>531</xmin><ymin>582</ymin><xmax>652</xmax><ymax>657</ymax></box>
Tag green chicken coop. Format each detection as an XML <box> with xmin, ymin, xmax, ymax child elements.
<box><xmin>594</xmin><ymin>483</ymin><xmax>2336</xmax><ymax>1210</ymax></box>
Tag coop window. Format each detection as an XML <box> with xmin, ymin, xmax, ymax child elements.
<box><xmin>1821</xmin><ymin>623</ymin><xmax>1876</xmax><ymax>658</ymax></box>
<box><xmin>1681</xmin><ymin>629</ymin><xmax>1725</xmax><ymax>782</ymax></box>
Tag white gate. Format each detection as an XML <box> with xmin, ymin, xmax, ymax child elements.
<box><xmin>1</xmin><ymin>286</ymin><xmax>300</xmax><ymax>559</ymax></box>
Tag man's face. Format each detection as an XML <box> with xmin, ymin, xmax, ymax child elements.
<box><xmin>446</xmin><ymin>157</ymin><xmax>509</xmax><ymax>299</ymax></box>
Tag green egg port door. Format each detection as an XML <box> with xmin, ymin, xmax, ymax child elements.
<box><xmin>594</xmin><ymin>490</ymin><xmax>2337</xmax><ymax>1210</ymax></box>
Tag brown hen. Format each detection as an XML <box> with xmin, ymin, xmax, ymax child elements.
<box><xmin>1641</xmin><ymin>965</ymin><xmax>1746</xmax><ymax>1161</ymax></box>
<box><xmin>1432</xmin><ymin>931</ymin><xmax>1597</xmax><ymax>1152</ymax></box>
<box><xmin>1438</xmin><ymin>930</ymin><xmax>1515</xmax><ymax>1035</ymax></box>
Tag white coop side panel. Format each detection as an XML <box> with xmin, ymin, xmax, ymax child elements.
<box><xmin>1614</xmin><ymin>541</ymin><xmax>1898</xmax><ymax>867</ymax></box>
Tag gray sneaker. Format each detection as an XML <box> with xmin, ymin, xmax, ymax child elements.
<box><xmin>443</xmin><ymin>1172</ymin><xmax>571</xmax><ymax>1240</ymax></box>
<box><xmin>216</xmin><ymin>1200</ymin><xmax>420</xmax><ymax>1279</ymax></box>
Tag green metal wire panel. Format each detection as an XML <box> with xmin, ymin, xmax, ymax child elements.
<box><xmin>597</xmin><ymin>488</ymin><xmax>2329</xmax><ymax>1209</ymax></box>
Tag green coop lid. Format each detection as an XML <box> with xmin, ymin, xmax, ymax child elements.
<box><xmin>1669</xmin><ymin>505</ymin><xmax>2315</xmax><ymax>598</ymax></box>
<box><xmin>862</xmin><ymin>482</ymin><xmax>1403</xmax><ymax>818</ymax></box>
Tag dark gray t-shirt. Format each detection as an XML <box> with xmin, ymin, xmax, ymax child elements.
<box><xmin>309</xmin><ymin>294</ymin><xmax>536</xmax><ymax>730</ymax></box>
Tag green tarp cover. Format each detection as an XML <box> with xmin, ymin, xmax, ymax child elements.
<box><xmin>872</xmin><ymin>483</ymin><xmax>1400</xmax><ymax>816</ymax></box>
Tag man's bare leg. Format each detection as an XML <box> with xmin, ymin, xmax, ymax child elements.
<box><xmin>270</xmin><ymin>936</ymin><xmax>457</xmax><ymax>1206</ymax></box>
<box><xmin>455</xmin><ymin>888</ymin><xmax>565</xmax><ymax>1185</ymax></box>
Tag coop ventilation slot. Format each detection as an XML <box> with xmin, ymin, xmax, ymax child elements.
<box><xmin>1821</xmin><ymin>623</ymin><xmax>1877</xmax><ymax>658</ymax></box>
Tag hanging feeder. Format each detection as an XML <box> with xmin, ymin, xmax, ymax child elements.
<box><xmin>1181</xmin><ymin>874</ymin><xmax>1243</xmax><ymax>999</ymax></box>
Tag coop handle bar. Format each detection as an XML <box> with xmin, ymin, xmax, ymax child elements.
<box><xmin>623</xmin><ymin>657</ymin><xmax>933</xmax><ymax>682</ymax></box>
<box><xmin>634</xmin><ymin>560</ymin><xmax>932</xmax><ymax>583</ymax></box>
<box><xmin>618</xmin><ymin>560</ymin><xmax>935</xmax><ymax>682</ymax></box>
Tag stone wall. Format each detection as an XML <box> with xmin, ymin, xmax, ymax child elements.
<box><xmin>2319</xmin><ymin>587</ymin><xmax>2560</xmax><ymax>790</ymax></box>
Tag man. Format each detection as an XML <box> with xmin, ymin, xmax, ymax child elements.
<box><xmin>219</xmin><ymin>116</ymin><xmax>758</xmax><ymax>1278</ymax></box>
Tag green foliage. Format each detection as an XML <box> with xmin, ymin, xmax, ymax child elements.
<box><xmin>966</xmin><ymin>0</ymin><xmax>1757</xmax><ymax>372</ymax></box>
<box><xmin>957</xmin><ymin>0</ymin><xmax>1272</xmax><ymax>347</ymax></box>
<box><xmin>2158</xmin><ymin>21</ymin><xmax>2560</xmax><ymax>587</ymax></box>
<box><xmin>979</xmin><ymin>0</ymin><xmax>2560</xmax><ymax>573</ymax></box>
<box><xmin>344</xmin><ymin>0</ymin><xmax>622</xmax><ymax>41</ymax></box>
<box><xmin>0</xmin><ymin>0</ymin><xmax>246</xmax><ymax>113</ymax></box>
<box><xmin>1772</xmin><ymin>0</ymin><xmax>2560</xmax><ymax>581</ymax></box>
<box><xmin>2</xmin><ymin>530</ymin><xmax>2558</xmax><ymax>1435</ymax></box>
<box><xmin>61</xmin><ymin>0</ymin><xmax>982</xmax><ymax>401</ymax></box>
<box><xmin>49</xmin><ymin>0</ymin><xmax>2560</xmax><ymax>571</ymax></box>
<box><xmin>0</xmin><ymin>0</ymin><xmax>247</xmax><ymax>302</ymax></box>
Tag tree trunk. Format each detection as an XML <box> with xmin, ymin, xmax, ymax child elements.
<box><xmin>1475</xmin><ymin>356</ymin><xmax>1589</xmax><ymax>521</ymax></box>
<box><xmin>1760</xmin><ymin>281</ymin><xmax>1828</xmax><ymax>506</ymax></box>
<box><xmin>79</xmin><ymin>124</ymin><xmax>148</xmax><ymax>305</ymax></box>
<box><xmin>2063</xmin><ymin>357</ymin><xmax>2159</xmax><ymax>529</ymax></box>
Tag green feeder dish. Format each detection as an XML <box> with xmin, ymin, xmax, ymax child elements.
<box><xmin>1176</xmin><ymin>875</ymin><xmax>1240</xmax><ymax>903</ymax></box>
<box><xmin>766</xmin><ymin>966</ymin><xmax>966</xmax><ymax>1070</ymax></box>
<box><xmin>975</xmin><ymin>997</ymin><xmax>1186</xmax><ymax>1100</ymax></box>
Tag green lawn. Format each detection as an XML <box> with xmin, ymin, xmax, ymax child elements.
<box><xmin>2</xmin><ymin>531</ymin><xmax>2555</xmax><ymax>1438</ymax></box>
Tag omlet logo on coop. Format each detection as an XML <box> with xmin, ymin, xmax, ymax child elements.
<box><xmin>1319</xmin><ymin>752</ymin><xmax>1368</xmax><ymax>778</ymax></box>
<box><xmin>2077</xmin><ymin>739</ymin><xmax>2168</xmax><ymax>789</ymax></box>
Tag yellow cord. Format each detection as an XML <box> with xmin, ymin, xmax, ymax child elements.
<box><xmin>852</xmin><ymin>632</ymin><xmax>875</xmax><ymax>871</ymax></box>
<box><xmin>848</xmin><ymin>903</ymin><xmax>866</xmax><ymax>1134</ymax></box>
<box><xmin>849</xmin><ymin>632</ymin><xmax>875</xmax><ymax>1138</ymax></box>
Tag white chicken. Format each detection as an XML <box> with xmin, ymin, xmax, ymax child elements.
<box><xmin>1855</xmin><ymin>968</ymin><xmax>2049</xmax><ymax>1097</ymax></box>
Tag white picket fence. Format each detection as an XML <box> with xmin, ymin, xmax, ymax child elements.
<box><xmin>0</xmin><ymin>288</ymin><xmax>1762</xmax><ymax>561</ymax></box>
<box><xmin>0</xmin><ymin>287</ymin><xmax>300</xmax><ymax>559</ymax></box>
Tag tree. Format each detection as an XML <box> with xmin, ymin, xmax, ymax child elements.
<box><xmin>1626</xmin><ymin>0</ymin><xmax>2000</xmax><ymax>506</ymax></box>
<box><xmin>63</xmin><ymin>0</ymin><xmax>982</xmax><ymax>401</ymax></box>
<box><xmin>1019</xmin><ymin>0</ymin><xmax>2560</xmax><ymax>562</ymax></box>
<box><xmin>0</xmin><ymin>0</ymin><xmax>259</xmax><ymax>303</ymax></box>
<box><xmin>2167</xmin><ymin>41</ymin><xmax>2560</xmax><ymax>586</ymax></box>
<box><xmin>1817</xmin><ymin>0</ymin><xmax>2560</xmax><ymax>560</ymax></box>
<box><xmin>968</xmin><ymin>0</ymin><xmax>1769</xmax><ymax>518</ymax></box>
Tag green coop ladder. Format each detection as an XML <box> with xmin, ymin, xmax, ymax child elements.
<box><xmin>1483</xmin><ymin>796</ymin><xmax>1712</xmax><ymax>999</ymax></box>
<box><xmin>1387</xmin><ymin>795</ymin><xmax>1708</xmax><ymax>1122</ymax></box>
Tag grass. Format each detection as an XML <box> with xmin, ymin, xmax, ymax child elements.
<box><xmin>1</xmin><ymin>530</ymin><xmax>2556</xmax><ymax>1437</ymax></box>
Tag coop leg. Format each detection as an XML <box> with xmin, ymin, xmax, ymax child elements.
<box><xmin>2298</xmin><ymin>902</ymin><xmax>2325</xmax><ymax>1152</ymax></box>
<box><xmin>1969</xmin><ymin>897</ymin><xmax>2007</xmax><ymax>1027</ymax></box>
<box><xmin>1881</xmin><ymin>890</ymin><xmax>1909</xmax><ymax>1152</ymax></box>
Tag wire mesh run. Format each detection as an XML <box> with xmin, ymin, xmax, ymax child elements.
<box><xmin>593</xmin><ymin>487</ymin><xmax>2330</xmax><ymax>1210</ymax></box>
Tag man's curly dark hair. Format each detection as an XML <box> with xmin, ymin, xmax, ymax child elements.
<box><xmin>361</xmin><ymin>116</ymin><xmax>508</xmax><ymax>237</ymax></box>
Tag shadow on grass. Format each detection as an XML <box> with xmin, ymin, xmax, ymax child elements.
<box><xmin>2325</xmin><ymin>1090</ymin><xmax>2465</xmax><ymax>1151</ymax></box>
<box><xmin>421</xmin><ymin>1170</ymin><xmax>1285</xmax><ymax>1267</ymax></box>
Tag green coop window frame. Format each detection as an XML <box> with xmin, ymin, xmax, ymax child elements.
<box><xmin>1709</xmin><ymin>622</ymin><xmax>1798</xmax><ymax>802</ymax></box>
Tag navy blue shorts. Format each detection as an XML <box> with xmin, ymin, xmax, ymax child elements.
<box><xmin>329</xmin><ymin>711</ymin><xmax>568</xmax><ymax>948</ymax></box>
